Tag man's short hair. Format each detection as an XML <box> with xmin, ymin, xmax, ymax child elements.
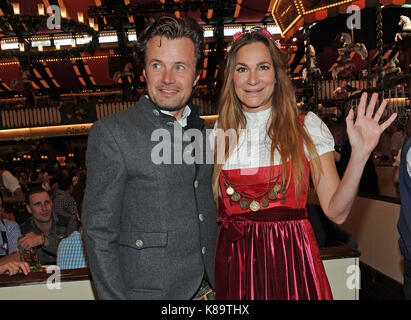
<box><xmin>26</xmin><ymin>185</ymin><xmax>49</xmax><ymax>204</ymax></box>
<box><xmin>56</xmin><ymin>174</ymin><xmax>72</xmax><ymax>192</ymax></box>
<box><xmin>136</xmin><ymin>15</ymin><xmax>205</xmax><ymax>76</ymax></box>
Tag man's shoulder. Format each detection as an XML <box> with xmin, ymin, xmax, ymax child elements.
<box><xmin>91</xmin><ymin>98</ymin><xmax>152</xmax><ymax>131</ymax></box>
<box><xmin>61</xmin><ymin>231</ymin><xmax>81</xmax><ymax>242</ymax></box>
<box><xmin>95</xmin><ymin>104</ymin><xmax>137</xmax><ymax>127</ymax></box>
<box><xmin>20</xmin><ymin>218</ymin><xmax>34</xmax><ymax>234</ymax></box>
<box><xmin>0</xmin><ymin>218</ymin><xmax>19</xmax><ymax>232</ymax></box>
<box><xmin>55</xmin><ymin>213</ymin><xmax>77</xmax><ymax>225</ymax></box>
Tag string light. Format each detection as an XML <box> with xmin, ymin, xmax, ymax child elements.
<box><xmin>12</xmin><ymin>3</ymin><xmax>19</xmax><ymax>15</ymax></box>
<box><xmin>38</xmin><ymin>3</ymin><xmax>45</xmax><ymax>15</ymax></box>
<box><xmin>272</xmin><ymin>0</ymin><xmax>355</xmax><ymax>38</ymax></box>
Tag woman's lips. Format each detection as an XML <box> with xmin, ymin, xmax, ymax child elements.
<box><xmin>244</xmin><ymin>88</ymin><xmax>264</xmax><ymax>95</ymax></box>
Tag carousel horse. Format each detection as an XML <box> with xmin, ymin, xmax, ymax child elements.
<box><xmin>382</xmin><ymin>55</ymin><xmax>401</xmax><ymax>78</ymax></box>
<box><xmin>302</xmin><ymin>44</ymin><xmax>321</xmax><ymax>83</ymax></box>
<box><xmin>395</xmin><ymin>15</ymin><xmax>411</xmax><ymax>42</ymax></box>
<box><xmin>338</xmin><ymin>33</ymin><xmax>368</xmax><ymax>60</ymax></box>
<box><xmin>331</xmin><ymin>33</ymin><xmax>368</xmax><ymax>79</ymax></box>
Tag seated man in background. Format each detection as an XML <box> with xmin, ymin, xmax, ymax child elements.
<box><xmin>18</xmin><ymin>186</ymin><xmax>78</xmax><ymax>265</ymax></box>
<box><xmin>0</xmin><ymin>159</ymin><xmax>26</xmax><ymax>224</ymax></box>
<box><xmin>57</xmin><ymin>202</ymin><xmax>87</xmax><ymax>270</ymax></box>
<box><xmin>0</xmin><ymin>195</ymin><xmax>22</xmax><ymax>264</ymax></box>
<box><xmin>57</xmin><ymin>230</ymin><xmax>87</xmax><ymax>270</ymax></box>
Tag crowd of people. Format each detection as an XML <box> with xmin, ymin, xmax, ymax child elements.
<box><xmin>0</xmin><ymin>161</ymin><xmax>87</xmax><ymax>276</ymax></box>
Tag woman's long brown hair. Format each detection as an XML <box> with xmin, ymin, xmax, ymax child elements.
<box><xmin>212</xmin><ymin>30</ymin><xmax>322</xmax><ymax>204</ymax></box>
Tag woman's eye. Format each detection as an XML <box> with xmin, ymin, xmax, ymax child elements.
<box><xmin>260</xmin><ymin>65</ymin><xmax>270</xmax><ymax>70</ymax></box>
<box><xmin>236</xmin><ymin>67</ymin><xmax>247</xmax><ymax>73</ymax></box>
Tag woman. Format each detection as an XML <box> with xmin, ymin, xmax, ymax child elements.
<box><xmin>212</xmin><ymin>29</ymin><xmax>396</xmax><ymax>300</ymax></box>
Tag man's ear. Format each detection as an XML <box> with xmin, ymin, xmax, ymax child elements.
<box><xmin>26</xmin><ymin>204</ymin><xmax>32</xmax><ymax>215</ymax></box>
<box><xmin>143</xmin><ymin>68</ymin><xmax>147</xmax><ymax>80</ymax></box>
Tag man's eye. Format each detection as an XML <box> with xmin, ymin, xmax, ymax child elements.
<box><xmin>152</xmin><ymin>63</ymin><xmax>161</xmax><ymax>69</ymax></box>
<box><xmin>176</xmin><ymin>65</ymin><xmax>185</xmax><ymax>71</ymax></box>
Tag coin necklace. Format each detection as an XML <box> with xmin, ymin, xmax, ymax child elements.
<box><xmin>222</xmin><ymin>173</ymin><xmax>290</xmax><ymax>212</ymax></box>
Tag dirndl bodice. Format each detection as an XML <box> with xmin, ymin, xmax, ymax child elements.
<box><xmin>214</xmin><ymin>161</ymin><xmax>333</xmax><ymax>300</ymax></box>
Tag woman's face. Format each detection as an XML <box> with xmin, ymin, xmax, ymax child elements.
<box><xmin>233</xmin><ymin>41</ymin><xmax>276</xmax><ymax>113</ymax></box>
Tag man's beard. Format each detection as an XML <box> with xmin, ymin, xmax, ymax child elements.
<box><xmin>157</xmin><ymin>104</ymin><xmax>187</xmax><ymax>112</ymax></box>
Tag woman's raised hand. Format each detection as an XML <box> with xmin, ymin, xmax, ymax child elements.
<box><xmin>346</xmin><ymin>92</ymin><xmax>397</xmax><ymax>160</ymax></box>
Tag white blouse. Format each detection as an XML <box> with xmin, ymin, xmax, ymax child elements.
<box><xmin>212</xmin><ymin>109</ymin><xmax>335</xmax><ymax>170</ymax></box>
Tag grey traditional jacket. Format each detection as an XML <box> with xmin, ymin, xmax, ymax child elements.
<box><xmin>82</xmin><ymin>96</ymin><xmax>218</xmax><ymax>300</ymax></box>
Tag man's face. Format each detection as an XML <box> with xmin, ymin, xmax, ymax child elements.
<box><xmin>143</xmin><ymin>36</ymin><xmax>200</xmax><ymax>114</ymax></box>
<box><xmin>26</xmin><ymin>192</ymin><xmax>52</xmax><ymax>224</ymax></box>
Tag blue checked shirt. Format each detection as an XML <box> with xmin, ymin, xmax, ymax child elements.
<box><xmin>57</xmin><ymin>231</ymin><xmax>87</xmax><ymax>269</ymax></box>
<box><xmin>0</xmin><ymin>219</ymin><xmax>22</xmax><ymax>255</ymax></box>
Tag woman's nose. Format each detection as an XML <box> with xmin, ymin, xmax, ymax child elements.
<box><xmin>248</xmin><ymin>70</ymin><xmax>258</xmax><ymax>85</ymax></box>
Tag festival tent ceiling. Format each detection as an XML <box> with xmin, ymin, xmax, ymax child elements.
<box><xmin>0</xmin><ymin>0</ymin><xmax>409</xmax><ymax>99</ymax></box>
<box><xmin>0</xmin><ymin>0</ymin><xmax>277</xmax><ymax>98</ymax></box>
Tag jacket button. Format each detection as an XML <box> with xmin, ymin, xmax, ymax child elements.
<box><xmin>135</xmin><ymin>240</ymin><xmax>143</xmax><ymax>248</ymax></box>
<box><xmin>153</xmin><ymin>110</ymin><xmax>160</xmax><ymax>117</ymax></box>
<box><xmin>166</xmin><ymin>121</ymin><xmax>174</xmax><ymax>126</ymax></box>
<box><xmin>199</xmin><ymin>214</ymin><xmax>205</xmax><ymax>222</ymax></box>
<box><xmin>194</xmin><ymin>180</ymin><xmax>199</xmax><ymax>188</ymax></box>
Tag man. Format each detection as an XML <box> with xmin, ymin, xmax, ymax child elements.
<box><xmin>52</xmin><ymin>173</ymin><xmax>78</xmax><ymax>220</ymax></box>
<box><xmin>19</xmin><ymin>186</ymin><xmax>78</xmax><ymax>265</ymax></box>
<box><xmin>57</xmin><ymin>229</ymin><xmax>87</xmax><ymax>270</ymax></box>
<box><xmin>82</xmin><ymin>15</ymin><xmax>218</xmax><ymax>300</ymax></box>
<box><xmin>397</xmin><ymin>135</ymin><xmax>411</xmax><ymax>299</ymax></box>
<box><xmin>0</xmin><ymin>194</ymin><xmax>22</xmax><ymax>265</ymax></box>
<box><xmin>0</xmin><ymin>160</ymin><xmax>25</xmax><ymax>224</ymax></box>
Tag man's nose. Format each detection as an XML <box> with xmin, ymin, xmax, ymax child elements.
<box><xmin>162</xmin><ymin>68</ymin><xmax>176</xmax><ymax>84</ymax></box>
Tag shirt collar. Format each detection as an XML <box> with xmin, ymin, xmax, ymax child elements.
<box><xmin>29</xmin><ymin>214</ymin><xmax>57</xmax><ymax>236</ymax></box>
<box><xmin>144</xmin><ymin>95</ymin><xmax>191</xmax><ymax>127</ymax></box>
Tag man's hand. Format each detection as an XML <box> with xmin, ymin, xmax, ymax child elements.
<box><xmin>18</xmin><ymin>233</ymin><xmax>43</xmax><ymax>250</ymax></box>
<box><xmin>0</xmin><ymin>261</ymin><xmax>30</xmax><ymax>276</ymax></box>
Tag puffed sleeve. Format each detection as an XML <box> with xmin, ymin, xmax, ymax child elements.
<box><xmin>304</xmin><ymin>112</ymin><xmax>335</xmax><ymax>160</ymax></box>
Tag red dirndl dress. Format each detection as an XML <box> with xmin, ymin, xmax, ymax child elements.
<box><xmin>214</xmin><ymin>158</ymin><xmax>333</xmax><ymax>300</ymax></box>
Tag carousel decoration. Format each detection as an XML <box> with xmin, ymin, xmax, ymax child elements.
<box><xmin>0</xmin><ymin>9</ymin><xmax>99</xmax><ymax>106</ymax></box>
<box><xmin>331</xmin><ymin>32</ymin><xmax>368</xmax><ymax>79</ymax></box>
<box><xmin>113</xmin><ymin>62</ymin><xmax>134</xmax><ymax>84</ymax></box>
<box><xmin>381</xmin><ymin>54</ymin><xmax>402</xmax><ymax>78</ymax></box>
<box><xmin>376</xmin><ymin>4</ymin><xmax>384</xmax><ymax>84</ymax></box>
<box><xmin>302</xmin><ymin>44</ymin><xmax>321</xmax><ymax>83</ymax></box>
<box><xmin>394</xmin><ymin>15</ymin><xmax>411</xmax><ymax>42</ymax></box>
